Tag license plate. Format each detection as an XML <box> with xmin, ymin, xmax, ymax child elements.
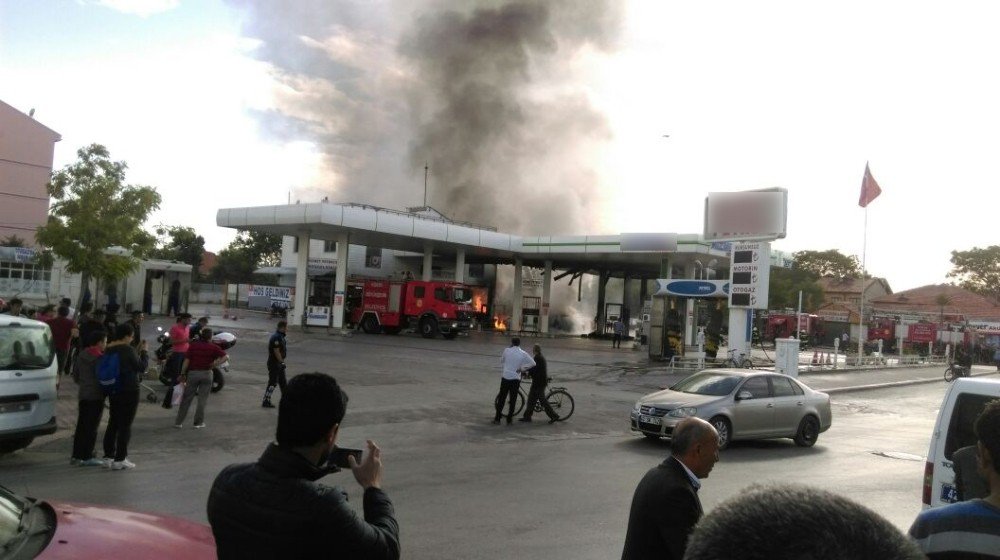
<box><xmin>640</xmin><ymin>415</ymin><xmax>662</xmax><ymax>425</ymax></box>
<box><xmin>940</xmin><ymin>484</ymin><xmax>958</xmax><ymax>503</ymax></box>
<box><xmin>0</xmin><ymin>402</ymin><xmax>31</xmax><ymax>414</ymax></box>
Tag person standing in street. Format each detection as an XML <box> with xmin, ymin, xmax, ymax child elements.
<box><xmin>909</xmin><ymin>399</ymin><xmax>1000</xmax><ymax>558</ymax></box>
<box><xmin>262</xmin><ymin>321</ymin><xmax>288</xmax><ymax>408</ymax></box>
<box><xmin>174</xmin><ymin>328</ymin><xmax>227</xmax><ymax>429</ymax></box>
<box><xmin>621</xmin><ymin>417</ymin><xmax>721</xmax><ymax>560</ymax></box>
<box><xmin>613</xmin><ymin>318</ymin><xmax>625</xmax><ymax>348</ymax></box>
<box><xmin>100</xmin><ymin>323</ymin><xmax>149</xmax><ymax>470</ymax></box>
<box><xmin>519</xmin><ymin>344</ymin><xmax>559</xmax><ymax>424</ymax></box>
<box><xmin>163</xmin><ymin>313</ymin><xmax>192</xmax><ymax>409</ymax></box>
<box><xmin>46</xmin><ymin>306</ymin><xmax>77</xmax><ymax>376</ymax></box>
<box><xmin>207</xmin><ymin>373</ymin><xmax>400</xmax><ymax>560</ymax></box>
<box><xmin>494</xmin><ymin>337</ymin><xmax>535</xmax><ymax>425</ymax></box>
<box><xmin>70</xmin><ymin>329</ymin><xmax>107</xmax><ymax>467</ymax></box>
<box><xmin>124</xmin><ymin>310</ymin><xmax>144</xmax><ymax>349</ymax></box>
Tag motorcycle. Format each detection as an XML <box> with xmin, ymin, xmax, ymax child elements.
<box><xmin>943</xmin><ymin>362</ymin><xmax>969</xmax><ymax>383</ymax></box>
<box><xmin>154</xmin><ymin>326</ymin><xmax>235</xmax><ymax>393</ymax></box>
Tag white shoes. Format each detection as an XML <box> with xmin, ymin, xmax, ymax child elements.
<box><xmin>193</xmin><ymin>423</ymin><xmax>206</xmax><ymax>429</ymax></box>
<box><xmin>110</xmin><ymin>458</ymin><xmax>136</xmax><ymax>470</ymax></box>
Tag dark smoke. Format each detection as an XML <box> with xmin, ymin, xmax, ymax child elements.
<box><xmin>230</xmin><ymin>0</ymin><xmax>622</xmax><ymax>234</ymax></box>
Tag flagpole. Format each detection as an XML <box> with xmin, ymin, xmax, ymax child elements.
<box><xmin>857</xmin><ymin>205</ymin><xmax>868</xmax><ymax>366</ymax></box>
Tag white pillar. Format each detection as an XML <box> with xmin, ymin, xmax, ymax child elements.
<box><xmin>541</xmin><ymin>260</ymin><xmax>552</xmax><ymax>334</ymax></box>
<box><xmin>512</xmin><ymin>258</ymin><xmax>523</xmax><ymax>332</ymax></box>
<box><xmin>332</xmin><ymin>233</ymin><xmax>349</xmax><ymax>329</ymax></box>
<box><xmin>684</xmin><ymin>263</ymin><xmax>696</xmax><ymax>347</ymax></box>
<box><xmin>728</xmin><ymin>308</ymin><xmax>751</xmax><ymax>358</ymax></box>
<box><xmin>422</xmin><ymin>243</ymin><xmax>433</xmax><ymax>281</ymax></box>
<box><xmin>455</xmin><ymin>248</ymin><xmax>466</xmax><ymax>283</ymax></box>
<box><xmin>292</xmin><ymin>233</ymin><xmax>310</xmax><ymax>327</ymax></box>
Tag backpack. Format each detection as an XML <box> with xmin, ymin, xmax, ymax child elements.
<box><xmin>97</xmin><ymin>352</ymin><xmax>121</xmax><ymax>395</ymax></box>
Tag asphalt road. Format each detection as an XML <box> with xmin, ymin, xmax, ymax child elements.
<box><xmin>0</xmin><ymin>316</ymin><xmax>987</xmax><ymax>560</ymax></box>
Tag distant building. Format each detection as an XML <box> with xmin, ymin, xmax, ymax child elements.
<box><xmin>199</xmin><ymin>250</ymin><xmax>218</xmax><ymax>277</ymax></box>
<box><xmin>0</xmin><ymin>100</ymin><xmax>60</xmax><ymax>245</ymax></box>
<box><xmin>870</xmin><ymin>284</ymin><xmax>1000</xmax><ymax>323</ymax></box>
<box><xmin>816</xmin><ymin>277</ymin><xmax>892</xmax><ymax>311</ymax></box>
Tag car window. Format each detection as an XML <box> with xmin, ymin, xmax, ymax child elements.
<box><xmin>671</xmin><ymin>373</ymin><xmax>741</xmax><ymax>396</ymax></box>
<box><xmin>0</xmin><ymin>485</ymin><xmax>25</xmax><ymax>546</ymax></box>
<box><xmin>770</xmin><ymin>376</ymin><xmax>802</xmax><ymax>397</ymax></box>
<box><xmin>944</xmin><ymin>393</ymin><xmax>996</xmax><ymax>460</ymax></box>
<box><xmin>0</xmin><ymin>324</ymin><xmax>55</xmax><ymax>370</ymax></box>
<box><xmin>434</xmin><ymin>287</ymin><xmax>447</xmax><ymax>301</ymax></box>
<box><xmin>739</xmin><ymin>376</ymin><xmax>771</xmax><ymax>399</ymax></box>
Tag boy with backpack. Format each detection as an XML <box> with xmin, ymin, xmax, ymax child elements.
<box><xmin>98</xmin><ymin>323</ymin><xmax>149</xmax><ymax>470</ymax></box>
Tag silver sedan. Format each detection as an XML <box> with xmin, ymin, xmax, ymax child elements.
<box><xmin>629</xmin><ymin>369</ymin><xmax>832</xmax><ymax>449</ymax></box>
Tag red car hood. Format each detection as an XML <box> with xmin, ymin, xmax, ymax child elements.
<box><xmin>37</xmin><ymin>501</ymin><xmax>215</xmax><ymax>559</ymax></box>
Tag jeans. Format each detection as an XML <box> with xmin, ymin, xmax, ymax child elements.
<box><xmin>175</xmin><ymin>370</ymin><xmax>212</xmax><ymax>425</ymax></box>
<box><xmin>263</xmin><ymin>362</ymin><xmax>287</xmax><ymax>403</ymax></box>
<box><xmin>72</xmin><ymin>399</ymin><xmax>104</xmax><ymax>460</ymax></box>
<box><xmin>103</xmin><ymin>391</ymin><xmax>139</xmax><ymax>461</ymax></box>
<box><xmin>494</xmin><ymin>378</ymin><xmax>521</xmax><ymax>422</ymax></box>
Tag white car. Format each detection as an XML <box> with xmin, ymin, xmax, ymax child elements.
<box><xmin>0</xmin><ymin>314</ymin><xmax>58</xmax><ymax>453</ymax></box>
<box><xmin>630</xmin><ymin>369</ymin><xmax>832</xmax><ymax>449</ymax></box>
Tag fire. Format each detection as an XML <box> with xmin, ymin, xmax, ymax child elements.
<box><xmin>494</xmin><ymin>315</ymin><xmax>508</xmax><ymax>331</ymax></box>
<box><xmin>472</xmin><ymin>293</ymin><xmax>486</xmax><ymax>314</ymax></box>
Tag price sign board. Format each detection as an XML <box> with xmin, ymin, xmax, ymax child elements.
<box><xmin>728</xmin><ymin>242</ymin><xmax>770</xmax><ymax>309</ymax></box>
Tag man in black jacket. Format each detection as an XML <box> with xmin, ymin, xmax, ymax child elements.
<box><xmin>207</xmin><ymin>373</ymin><xmax>400</xmax><ymax>560</ymax></box>
<box><xmin>621</xmin><ymin>417</ymin><xmax>720</xmax><ymax>560</ymax></box>
<box><xmin>519</xmin><ymin>344</ymin><xmax>559</xmax><ymax>424</ymax></box>
<box><xmin>101</xmin><ymin>323</ymin><xmax>149</xmax><ymax>470</ymax></box>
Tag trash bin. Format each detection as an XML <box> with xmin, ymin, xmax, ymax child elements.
<box><xmin>775</xmin><ymin>337</ymin><xmax>801</xmax><ymax>377</ymax></box>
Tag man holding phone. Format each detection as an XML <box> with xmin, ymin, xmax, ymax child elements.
<box><xmin>207</xmin><ymin>373</ymin><xmax>400</xmax><ymax>559</ymax></box>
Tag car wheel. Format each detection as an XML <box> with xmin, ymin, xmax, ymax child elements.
<box><xmin>709</xmin><ymin>416</ymin><xmax>731</xmax><ymax>450</ymax></box>
<box><xmin>420</xmin><ymin>317</ymin><xmax>438</xmax><ymax>338</ymax></box>
<box><xmin>794</xmin><ymin>416</ymin><xmax>820</xmax><ymax>447</ymax></box>
<box><xmin>361</xmin><ymin>315</ymin><xmax>380</xmax><ymax>334</ymax></box>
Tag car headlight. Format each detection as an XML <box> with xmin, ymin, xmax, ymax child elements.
<box><xmin>633</xmin><ymin>402</ymin><xmax>642</xmax><ymax>412</ymax></box>
<box><xmin>667</xmin><ymin>407</ymin><xmax>697</xmax><ymax>418</ymax></box>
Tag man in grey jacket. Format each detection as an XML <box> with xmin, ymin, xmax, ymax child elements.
<box><xmin>71</xmin><ymin>329</ymin><xmax>107</xmax><ymax>466</ymax></box>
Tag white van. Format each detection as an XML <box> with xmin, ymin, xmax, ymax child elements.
<box><xmin>0</xmin><ymin>315</ymin><xmax>58</xmax><ymax>453</ymax></box>
<box><xmin>923</xmin><ymin>377</ymin><xmax>1000</xmax><ymax>508</ymax></box>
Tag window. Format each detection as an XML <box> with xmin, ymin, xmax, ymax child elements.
<box><xmin>434</xmin><ymin>287</ymin><xmax>447</xmax><ymax>301</ymax></box>
<box><xmin>292</xmin><ymin>237</ymin><xmax>299</xmax><ymax>253</ymax></box>
<box><xmin>365</xmin><ymin>247</ymin><xmax>382</xmax><ymax>268</ymax></box>
<box><xmin>739</xmin><ymin>377</ymin><xmax>771</xmax><ymax>399</ymax></box>
<box><xmin>770</xmin><ymin>376</ymin><xmax>802</xmax><ymax>397</ymax></box>
<box><xmin>0</xmin><ymin>261</ymin><xmax>51</xmax><ymax>282</ymax></box>
<box><xmin>324</xmin><ymin>240</ymin><xmax>337</xmax><ymax>253</ymax></box>
<box><xmin>944</xmin><ymin>393</ymin><xmax>995</xmax><ymax>460</ymax></box>
<box><xmin>413</xmin><ymin>286</ymin><xmax>425</xmax><ymax>298</ymax></box>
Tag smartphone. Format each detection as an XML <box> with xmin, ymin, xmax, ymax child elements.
<box><xmin>328</xmin><ymin>447</ymin><xmax>363</xmax><ymax>469</ymax></box>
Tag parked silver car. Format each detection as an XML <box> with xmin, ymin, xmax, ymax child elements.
<box><xmin>630</xmin><ymin>369</ymin><xmax>832</xmax><ymax>449</ymax></box>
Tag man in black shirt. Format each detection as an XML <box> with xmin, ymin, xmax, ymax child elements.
<box><xmin>519</xmin><ymin>344</ymin><xmax>559</xmax><ymax>424</ymax></box>
<box><xmin>262</xmin><ymin>321</ymin><xmax>288</xmax><ymax>408</ymax></box>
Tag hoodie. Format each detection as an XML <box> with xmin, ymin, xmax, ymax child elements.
<box><xmin>74</xmin><ymin>347</ymin><xmax>105</xmax><ymax>402</ymax></box>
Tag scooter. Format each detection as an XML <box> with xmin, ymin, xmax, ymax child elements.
<box><xmin>944</xmin><ymin>362</ymin><xmax>969</xmax><ymax>382</ymax></box>
<box><xmin>154</xmin><ymin>326</ymin><xmax>235</xmax><ymax>393</ymax></box>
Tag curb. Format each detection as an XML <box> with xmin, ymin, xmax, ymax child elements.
<box><xmin>824</xmin><ymin>370</ymin><xmax>997</xmax><ymax>395</ymax></box>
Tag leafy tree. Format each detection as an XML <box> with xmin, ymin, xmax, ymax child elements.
<box><xmin>36</xmin><ymin>144</ymin><xmax>161</xmax><ymax>313</ymax></box>
<box><xmin>152</xmin><ymin>225</ymin><xmax>205</xmax><ymax>276</ymax></box>
<box><xmin>210</xmin><ymin>229</ymin><xmax>282</xmax><ymax>283</ymax></box>
<box><xmin>948</xmin><ymin>245</ymin><xmax>1000</xmax><ymax>304</ymax></box>
<box><xmin>793</xmin><ymin>250</ymin><xmax>862</xmax><ymax>278</ymax></box>
<box><xmin>767</xmin><ymin>266</ymin><xmax>825</xmax><ymax>311</ymax></box>
<box><xmin>1</xmin><ymin>235</ymin><xmax>27</xmax><ymax>247</ymax></box>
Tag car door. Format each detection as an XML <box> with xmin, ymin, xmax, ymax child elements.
<box><xmin>769</xmin><ymin>375</ymin><xmax>806</xmax><ymax>436</ymax></box>
<box><xmin>731</xmin><ymin>376</ymin><xmax>774</xmax><ymax>438</ymax></box>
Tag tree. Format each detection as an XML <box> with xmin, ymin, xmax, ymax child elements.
<box><xmin>948</xmin><ymin>245</ymin><xmax>1000</xmax><ymax>304</ymax></box>
<box><xmin>152</xmin><ymin>225</ymin><xmax>205</xmax><ymax>277</ymax></box>
<box><xmin>767</xmin><ymin>266</ymin><xmax>825</xmax><ymax>312</ymax></box>
<box><xmin>210</xmin><ymin>229</ymin><xmax>282</xmax><ymax>283</ymax></box>
<box><xmin>1</xmin><ymin>235</ymin><xmax>27</xmax><ymax>247</ymax></box>
<box><xmin>793</xmin><ymin>250</ymin><xmax>862</xmax><ymax>278</ymax></box>
<box><xmin>36</xmin><ymin>144</ymin><xmax>161</xmax><ymax>313</ymax></box>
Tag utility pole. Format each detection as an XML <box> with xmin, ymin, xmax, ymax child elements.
<box><xmin>423</xmin><ymin>163</ymin><xmax>429</xmax><ymax>208</ymax></box>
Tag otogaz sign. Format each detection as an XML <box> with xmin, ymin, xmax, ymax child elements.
<box><xmin>728</xmin><ymin>242</ymin><xmax>770</xmax><ymax>309</ymax></box>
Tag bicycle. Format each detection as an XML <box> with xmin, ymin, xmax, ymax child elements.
<box><xmin>494</xmin><ymin>377</ymin><xmax>575</xmax><ymax>421</ymax></box>
<box><xmin>720</xmin><ymin>348</ymin><xmax>753</xmax><ymax>369</ymax></box>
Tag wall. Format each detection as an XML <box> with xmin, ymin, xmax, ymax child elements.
<box><xmin>0</xmin><ymin>101</ymin><xmax>60</xmax><ymax>245</ymax></box>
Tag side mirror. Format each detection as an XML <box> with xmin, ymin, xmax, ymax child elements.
<box><xmin>736</xmin><ymin>390</ymin><xmax>753</xmax><ymax>401</ymax></box>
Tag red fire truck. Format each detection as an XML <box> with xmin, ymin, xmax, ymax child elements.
<box><xmin>763</xmin><ymin>313</ymin><xmax>825</xmax><ymax>345</ymax></box>
<box><xmin>347</xmin><ymin>279</ymin><xmax>474</xmax><ymax>339</ymax></box>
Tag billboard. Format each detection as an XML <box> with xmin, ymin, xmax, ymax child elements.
<box><xmin>704</xmin><ymin>188</ymin><xmax>788</xmax><ymax>241</ymax></box>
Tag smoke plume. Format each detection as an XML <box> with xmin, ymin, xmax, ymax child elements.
<box><xmin>230</xmin><ymin>0</ymin><xmax>622</xmax><ymax>234</ymax></box>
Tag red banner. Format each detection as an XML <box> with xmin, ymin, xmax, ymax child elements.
<box><xmin>908</xmin><ymin>323</ymin><xmax>936</xmax><ymax>343</ymax></box>
<box><xmin>859</xmin><ymin>163</ymin><xmax>883</xmax><ymax>208</ymax></box>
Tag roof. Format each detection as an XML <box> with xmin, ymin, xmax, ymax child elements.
<box><xmin>870</xmin><ymin>284</ymin><xmax>1000</xmax><ymax>321</ymax></box>
<box><xmin>0</xmin><ymin>99</ymin><xmax>61</xmax><ymax>142</ymax></box>
<box><xmin>218</xmin><ymin>202</ymin><xmax>730</xmax><ymax>278</ymax></box>
<box><xmin>816</xmin><ymin>276</ymin><xmax>892</xmax><ymax>295</ymax></box>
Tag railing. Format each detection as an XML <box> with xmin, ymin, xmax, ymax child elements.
<box><xmin>340</xmin><ymin>202</ymin><xmax>498</xmax><ymax>232</ymax></box>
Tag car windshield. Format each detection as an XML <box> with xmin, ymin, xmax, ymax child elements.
<box><xmin>671</xmin><ymin>373</ymin><xmax>741</xmax><ymax>396</ymax></box>
<box><xmin>451</xmin><ymin>288</ymin><xmax>472</xmax><ymax>304</ymax></box>
<box><xmin>0</xmin><ymin>324</ymin><xmax>55</xmax><ymax>370</ymax></box>
<box><xmin>0</xmin><ymin>485</ymin><xmax>26</xmax><ymax>548</ymax></box>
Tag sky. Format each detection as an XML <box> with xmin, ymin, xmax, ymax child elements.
<box><xmin>2</xmin><ymin>0</ymin><xmax>998</xmax><ymax>293</ymax></box>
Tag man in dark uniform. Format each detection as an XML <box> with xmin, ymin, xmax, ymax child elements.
<box><xmin>262</xmin><ymin>321</ymin><xmax>288</xmax><ymax>408</ymax></box>
<box><xmin>519</xmin><ymin>344</ymin><xmax>559</xmax><ymax>424</ymax></box>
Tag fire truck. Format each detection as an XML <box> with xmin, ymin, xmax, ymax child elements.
<box><xmin>762</xmin><ymin>313</ymin><xmax>825</xmax><ymax>347</ymax></box>
<box><xmin>347</xmin><ymin>279</ymin><xmax>474</xmax><ymax>339</ymax></box>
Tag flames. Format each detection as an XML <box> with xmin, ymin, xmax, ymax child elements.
<box><xmin>494</xmin><ymin>315</ymin><xmax>508</xmax><ymax>331</ymax></box>
<box><xmin>472</xmin><ymin>293</ymin><xmax>487</xmax><ymax>314</ymax></box>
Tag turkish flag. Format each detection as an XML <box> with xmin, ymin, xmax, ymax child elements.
<box><xmin>858</xmin><ymin>163</ymin><xmax>882</xmax><ymax>208</ymax></box>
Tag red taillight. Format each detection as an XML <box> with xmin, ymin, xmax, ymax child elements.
<box><xmin>923</xmin><ymin>461</ymin><xmax>933</xmax><ymax>505</ymax></box>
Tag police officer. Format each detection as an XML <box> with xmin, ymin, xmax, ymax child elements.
<box><xmin>261</xmin><ymin>321</ymin><xmax>288</xmax><ymax>408</ymax></box>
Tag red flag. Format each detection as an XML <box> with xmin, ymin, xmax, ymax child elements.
<box><xmin>858</xmin><ymin>163</ymin><xmax>882</xmax><ymax>208</ymax></box>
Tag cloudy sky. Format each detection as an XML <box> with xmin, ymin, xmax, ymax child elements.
<box><xmin>2</xmin><ymin>0</ymin><xmax>997</xmax><ymax>292</ymax></box>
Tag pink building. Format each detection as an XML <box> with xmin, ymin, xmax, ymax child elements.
<box><xmin>0</xmin><ymin>100</ymin><xmax>61</xmax><ymax>246</ymax></box>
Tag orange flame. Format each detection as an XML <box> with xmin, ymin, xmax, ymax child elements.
<box><xmin>494</xmin><ymin>315</ymin><xmax>508</xmax><ymax>331</ymax></box>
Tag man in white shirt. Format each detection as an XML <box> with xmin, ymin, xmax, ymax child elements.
<box><xmin>494</xmin><ymin>338</ymin><xmax>536</xmax><ymax>425</ymax></box>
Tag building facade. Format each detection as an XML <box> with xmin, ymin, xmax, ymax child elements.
<box><xmin>0</xmin><ymin>100</ymin><xmax>60</xmax><ymax>245</ymax></box>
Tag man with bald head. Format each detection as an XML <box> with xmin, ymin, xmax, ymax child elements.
<box><xmin>621</xmin><ymin>417</ymin><xmax>720</xmax><ymax>560</ymax></box>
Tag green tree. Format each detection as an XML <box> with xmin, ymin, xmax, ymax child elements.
<box><xmin>1</xmin><ymin>235</ymin><xmax>27</xmax><ymax>247</ymax></box>
<box><xmin>948</xmin><ymin>245</ymin><xmax>1000</xmax><ymax>304</ymax></box>
<box><xmin>767</xmin><ymin>266</ymin><xmax>825</xmax><ymax>311</ymax></box>
<box><xmin>210</xmin><ymin>229</ymin><xmax>282</xmax><ymax>283</ymax></box>
<box><xmin>793</xmin><ymin>249</ymin><xmax>862</xmax><ymax>278</ymax></box>
<box><xmin>36</xmin><ymin>144</ymin><xmax>161</xmax><ymax>313</ymax></box>
<box><xmin>152</xmin><ymin>225</ymin><xmax>205</xmax><ymax>277</ymax></box>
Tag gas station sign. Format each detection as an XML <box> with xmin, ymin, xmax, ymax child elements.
<box><xmin>653</xmin><ymin>279</ymin><xmax>730</xmax><ymax>298</ymax></box>
<box><xmin>728</xmin><ymin>242</ymin><xmax>770</xmax><ymax>309</ymax></box>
